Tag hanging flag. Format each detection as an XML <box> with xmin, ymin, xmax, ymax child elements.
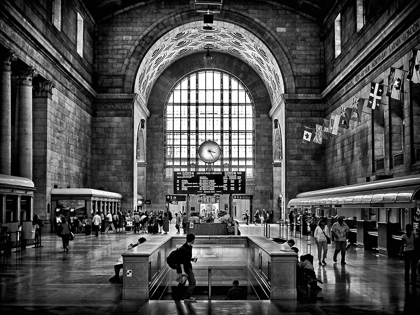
<box><xmin>407</xmin><ymin>49</ymin><xmax>420</xmax><ymax>84</ymax></box>
<box><xmin>302</xmin><ymin>126</ymin><xmax>312</xmax><ymax>142</ymax></box>
<box><xmin>367</xmin><ymin>82</ymin><xmax>383</xmax><ymax>110</ymax></box>
<box><xmin>338</xmin><ymin>106</ymin><xmax>350</xmax><ymax>129</ymax></box>
<box><xmin>351</xmin><ymin>97</ymin><xmax>364</xmax><ymax>122</ymax></box>
<box><xmin>313</xmin><ymin>124</ymin><xmax>323</xmax><ymax>144</ymax></box>
<box><xmin>386</xmin><ymin>67</ymin><xmax>405</xmax><ymax>100</ymax></box>
<box><xmin>322</xmin><ymin>119</ymin><xmax>331</xmax><ymax>139</ymax></box>
<box><xmin>330</xmin><ymin>114</ymin><xmax>340</xmax><ymax>135</ymax></box>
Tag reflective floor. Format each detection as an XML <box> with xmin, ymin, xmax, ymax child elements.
<box><xmin>0</xmin><ymin>223</ymin><xmax>419</xmax><ymax>314</ymax></box>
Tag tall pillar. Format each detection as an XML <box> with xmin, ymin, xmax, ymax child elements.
<box><xmin>18</xmin><ymin>67</ymin><xmax>38</xmax><ymax>179</ymax></box>
<box><xmin>33</xmin><ymin>80</ymin><xmax>54</xmax><ymax>219</ymax></box>
<box><xmin>0</xmin><ymin>50</ymin><xmax>17</xmax><ymax>174</ymax></box>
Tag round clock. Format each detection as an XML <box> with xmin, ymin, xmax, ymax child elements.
<box><xmin>198</xmin><ymin>140</ymin><xmax>221</xmax><ymax>163</ymax></box>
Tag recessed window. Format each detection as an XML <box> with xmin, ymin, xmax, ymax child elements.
<box><xmin>165</xmin><ymin>70</ymin><xmax>255</xmax><ymax>178</ymax></box>
<box><xmin>52</xmin><ymin>0</ymin><xmax>62</xmax><ymax>30</ymax></box>
<box><xmin>356</xmin><ymin>0</ymin><xmax>365</xmax><ymax>32</ymax></box>
<box><xmin>77</xmin><ymin>12</ymin><xmax>84</xmax><ymax>57</ymax></box>
<box><xmin>334</xmin><ymin>13</ymin><xmax>341</xmax><ymax>58</ymax></box>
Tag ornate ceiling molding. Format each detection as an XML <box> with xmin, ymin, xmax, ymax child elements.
<box><xmin>134</xmin><ymin>21</ymin><xmax>285</xmax><ymax>106</ymax></box>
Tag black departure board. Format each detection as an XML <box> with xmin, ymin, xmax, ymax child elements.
<box><xmin>174</xmin><ymin>171</ymin><xmax>246</xmax><ymax>194</ymax></box>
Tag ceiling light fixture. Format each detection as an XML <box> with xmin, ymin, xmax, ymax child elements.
<box><xmin>205</xmin><ymin>48</ymin><xmax>212</xmax><ymax>60</ymax></box>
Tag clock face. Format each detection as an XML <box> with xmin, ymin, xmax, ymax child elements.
<box><xmin>198</xmin><ymin>140</ymin><xmax>221</xmax><ymax>163</ymax></box>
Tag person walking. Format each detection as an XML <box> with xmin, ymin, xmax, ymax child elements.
<box><xmin>175</xmin><ymin>212</ymin><xmax>182</xmax><ymax>234</ymax></box>
<box><xmin>60</xmin><ymin>217</ymin><xmax>71</xmax><ymax>253</ymax></box>
<box><xmin>163</xmin><ymin>212</ymin><xmax>169</xmax><ymax>234</ymax></box>
<box><xmin>177</xmin><ymin>233</ymin><xmax>198</xmax><ymax>302</ymax></box>
<box><xmin>314</xmin><ymin>219</ymin><xmax>330</xmax><ymax>265</ymax></box>
<box><xmin>331</xmin><ymin>216</ymin><xmax>349</xmax><ymax>264</ymax></box>
<box><xmin>92</xmin><ymin>211</ymin><xmax>101</xmax><ymax>237</ymax></box>
<box><xmin>401</xmin><ymin>224</ymin><xmax>418</xmax><ymax>285</ymax></box>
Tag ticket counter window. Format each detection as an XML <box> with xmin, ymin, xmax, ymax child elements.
<box><xmin>20</xmin><ymin>197</ymin><xmax>31</xmax><ymax>223</ymax></box>
<box><xmin>6</xmin><ymin>196</ymin><xmax>17</xmax><ymax>223</ymax></box>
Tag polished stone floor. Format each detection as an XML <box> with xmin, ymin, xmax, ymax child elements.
<box><xmin>0</xmin><ymin>223</ymin><xmax>419</xmax><ymax>314</ymax></box>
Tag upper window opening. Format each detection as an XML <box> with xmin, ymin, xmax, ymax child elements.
<box><xmin>77</xmin><ymin>12</ymin><xmax>84</xmax><ymax>57</ymax></box>
<box><xmin>52</xmin><ymin>0</ymin><xmax>62</xmax><ymax>30</ymax></box>
<box><xmin>334</xmin><ymin>13</ymin><xmax>342</xmax><ymax>58</ymax></box>
<box><xmin>356</xmin><ymin>0</ymin><xmax>365</xmax><ymax>32</ymax></box>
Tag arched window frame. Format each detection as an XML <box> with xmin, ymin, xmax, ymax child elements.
<box><xmin>164</xmin><ymin>69</ymin><xmax>255</xmax><ymax>178</ymax></box>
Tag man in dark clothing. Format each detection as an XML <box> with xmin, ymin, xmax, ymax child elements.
<box><xmin>226</xmin><ymin>280</ymin><xmax>245</xmax><ymax>300</ymax></box>
<box><xmin>177</xmin><ymin>233</ymin><xmax>197</xmax><ymax>302</ymax></box>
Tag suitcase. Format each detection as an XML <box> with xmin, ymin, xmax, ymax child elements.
<box><xmin>148</xmin><ymin>225</ymin><xmax>154</xmax><ymax>234</ymax></box>
<box><xmin>153</xmin><ymin>223</ymin><xmax>159</xmax><ymax>234</ymax></box>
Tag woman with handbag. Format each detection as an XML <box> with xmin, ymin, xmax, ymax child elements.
<box><xmin>314</xmin><ymin>219</ymin><xmax>330</xmax><ymax>266</ymax></box>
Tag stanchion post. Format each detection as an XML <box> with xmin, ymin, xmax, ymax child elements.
<box><xmin>208</xmin><ymin>266</ymin><xmax>212</xmax><ymax>301</ymax></box>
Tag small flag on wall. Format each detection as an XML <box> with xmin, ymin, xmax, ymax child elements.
<box><xmin>322</xmin><ymin>119</ymin><xmax>331</xmax><ymax>139</ymax></box>
<box><xmin>330</xmin><ymin>114</ymin><xmax>340</xmax><ymax>135</ymax></box>
<box><xmin>313</xmin><ymin>124</ymin><xmax>323</xmax><ymax>144</ymax></box>
<box><xmin>351</xmin><ymin>97</ymin><xmax>365</xmax><ymax>122</ymax></box>
<box><xmin>407</xmin><ymin>49</ymin><xmax>420</xmax><ymax>84</ymax></box>
<box><xmin>386</xmin><ymin>67</ymin><xmax>405</xmax><ymax>100</ymax></box>
<box><xmin>367</xmin><ymin>82</ymin><xmax>383</xmax><ymax>110</ymax></box>
<box><xmin>302</xmin><ymin>126</ymin><xmax>312</xmax><ymax>142</ymax></box>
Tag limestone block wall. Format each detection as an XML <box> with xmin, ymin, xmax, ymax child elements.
<box><xmin>285</xmin><ymin>102</ymin><xmax>326</xmax><ymax>201</ymax></box>
<box><xmin>93</xmin><ymin>98</ymin><xmax>135</xmax><ymax>212</ymax></box>
<box><xmin>95</xmin><ymin>0</ymin><xmax>323</xmax><ymax>95</ymax></box>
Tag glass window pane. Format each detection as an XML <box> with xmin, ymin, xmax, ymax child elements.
<box><xmin>223</xmin><ymin>146</ymin><xmax>230</xmax><ymax>158</ymax></box>
<box><xmin>213</xmin><ymin>132</ymin><xmax>221</xmax><ymax>143</ymax></box>
<box><xmin>174</xmin><ymin>90</ymin><xmax>180</xmax><ymax>104</ymax></box>
<box><xmin>206</xmin><ymin>118</ymin><xmax>213</xmax><ymax>130</ymax></box>
<box><xmin>167</xmin><ymin>105</ymin><xmax>173</xmax><ymax>115</ymax></box>
<box><xmin>198</xmin><ymin>118</ymin><xmax>206</xmax><ymax>130</ymax></box>
<box><xmin>190</xmin><ymin>105</ymin><xmax>196</xmax><ymax>117</ymax></box>
<box><xmin>214</xmin><ymin>118</ymin><xmax>220</xmax><ymax>130</ymax></box>
<box><xmin>174</xmin><ymin>106</ymin><xmax>180</xmax><ymax>117</ymax></box>
<box><xmin>232</xmin><ymin>106</ymin><xmax>238</xmax><ymax>117</ymax></box>
<box><xmin>238</xmin><ymin>91</ymin><xmax>245</xmax><ymax>103</ymax></box>
<box><xmin>206</xmin><ymin>90</ymin><xmax>213</xmax><ymax>103</ymax></box>
<box><xmin>239</xmin><ymin>133</ymin><xmax>246</xmax><ymax>145</ymax></box>
<box><xmin>214</xmin><ymin>72</ymin><xmax>221</xmax><ymax>89</ymax></box>
<box><xmin>213</xmin><ymin>105</ymin><xmax>220</xmax><ymax>117</ymax></box>
<box><xmin>231</xmin><ymin>79</ymin><xmax>238</xmax><ymax>90</ymax></box>
<box><xmin>232</xmin><ymin>133</ymin><xmax>238</xmax><ymax>144</ymax></box>
<box><xmin>246</xmin><ymin>169</ymin><xmax>253</xmax><ymax>178</ymax></box>
<box><xmin>190</xmin><ymin>74</ymin><xmax>196</xmax><ymax>87</ymax></box>
<box><xmin>232</xmin><ymin>119</ymin><xmax>238</xmax><ymax>130</ymax></box>
<box><xmin>167</xmin><ymin>119</ymin><xmax>173</xmax><ymax>130</ymax></box>
<box><xmin>190</xmin><ymin>118</ymin><xmax>196</xmax><ymax>131</ymax></box>
<box><xmin>239</xmin><ymin>105</ymin><xmax>246</xmax><ymax>116</ymax></box>
<box><xmin>181</xmin><ymin>119</ymin><xmax>188</xmax><ymax>131</ymax></box>
<box><xmin>181</xmin><ymin>106</ymin><xmax>188</xmax><ymax>116</ymax></box>
<box><xmin>246</xmin><ymin>146</ymin><xmax>253</xmax><ymax>157</ymax></box>
<box><xmin>174</xmin><ymin>147</ymin><xmax>180</xmax><ymax>158</ymax></box>
<box><xmin>214</xmin><ymin>91</ymin><xmax>221</xmax><ymax>103</ymax></box>
<box><xmin>199</xmin><ymin>72</ymin><xmax>206</xmax><ymax>89</ymax></box>
<box><xmin>198</xmin><ymin>105</ymin><xmax>206</xmax><ymax>116</ymax></box>
<box><xmin>190</xmin><ymin>137</ymin><xmax>196</xmax><ymax>145</ymax></box>
<box><xmin>239</xmin><ymin>146</ymin><xmax>246</xmax><ymax>157</ymax></box>
<box><xmin>223</xmin><ymin>118</ymin><xmax>230</xmax><ymax>129</ymax></box>
<box><xmin>181</xmin><ymin>90</ymin><xmax>188</xmax><ymax>103</ymax></box>
<box><xmin>206</xmin><ymin>72</ymin><xmax>213</xmax><ymax>89</ymax></box>
<box><xmin>223</xmin><ymin>74</ymin><xmax>229</xmax><ymax>89</ymax></box>
<box><xmin>223</xmin><ymin>91</ymin><xmax>229</xmax><ymax>103</ymax></box>
<box><xmin>238</xmin><ymin>118</ymin><xmax>246</xmax><ymax>130</ymax></box>
<box><xmin>232</xmin><ymin>90</ymin><xmax>238</xmax><ymax>103</ymax></box>
<box><xmin>190</xmin><ymin>91</ymin><xmax>196</xmax><ymax>103</ymax></box>
<box><xmin>190</xmin><ymin>147</ymin><xmax>196</xmax><ymax>159</ymax></box>
<box><xmin>198</xmin><ymin>90</ymin><xmax>205</xmax><ymax>103</ymax></box>
<box><xmin>174</xmin><ymin>119</ymin><xmax>180</xmax><ymax>130</ymax></box>
<box><xmin>180</xmin><ymin>78</ymin><xmax>188</xmax><ymax>89</ymax></box>
<box><xmin>181</xmin><ymin>147</ymin><xmax>188</xmax><ymax>158</ymax></box>
<box><xmin>245</xmin><ymin>93</ymin><xmax>251</xmax><ymax>103</ymax></box>
<box><xmin>245</xmin><ymin>118</ymin><xmax>252</xmax><ymax>130</ymax></box>
<box><xmin>246</xmin><ymin>105</ymin><xmax>253</xmax><ymax>116</ymax></box>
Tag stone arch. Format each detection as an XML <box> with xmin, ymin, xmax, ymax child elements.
<box><xmin>147</xmin><ymin>51</ymin><xmax>271</xmax><ymax>115</ymax></box>
<box><xmin>121</xmin><ymin>9</ymin><xmax>297</xmax><ymax>96</ymax></box>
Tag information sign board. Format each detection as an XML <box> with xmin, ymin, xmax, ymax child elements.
<box><xmin>174</xmin><ymin>171</ymin><xmax>246</xmax><ymax>194</ymax></box>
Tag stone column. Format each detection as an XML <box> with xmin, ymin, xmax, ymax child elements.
<box><xmin>33</xmin><ymin>80</ymin><xmax>54</xmax><ymax>220</ymax></box>
<box><xmin>18</xmin><ymin>67</ymin><xmax>38</xmax><ymax>179</ymax></box>
<box><xmin>0</xmin><ymin>50</ymin><xmax>17</xmax><ymax>174</ymax></box>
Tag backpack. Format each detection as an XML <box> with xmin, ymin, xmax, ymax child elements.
<box><xmin>167</xmin><ymin>249</ymin><xmax>180</xmax><ymax>269</ymax></box>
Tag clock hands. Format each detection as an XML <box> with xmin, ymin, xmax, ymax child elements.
<box><xmin>208</xmin><ymin>149</ymin><xmax>215</xmax><ymax>158</ymax></box>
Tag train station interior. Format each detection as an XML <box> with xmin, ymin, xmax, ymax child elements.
<box><xmin>1</xmin><ymin>0</ymin><xmax>420</xmax><ymax>314</ymax></box>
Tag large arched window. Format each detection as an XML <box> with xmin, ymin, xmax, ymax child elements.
<box><xmin>165</xmin><ymin>70</ymin><xmax>254</xmax><ymax>178</ymax></box>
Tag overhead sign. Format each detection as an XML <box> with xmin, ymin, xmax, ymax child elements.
<box><xmin>174</xmin><ymin>171</ymin><xmax>246</xmax><ymax>195</ymax></box>
<box><xmin>166</xmin><ymin>195</ymin><xmax>186</xmax><ymax>204</ymax></box>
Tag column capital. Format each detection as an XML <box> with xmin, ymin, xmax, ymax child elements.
<box><xmin>34</xmin><ymin>80</ymin><xmax>55</xmax><ymax>98</ymax></box>
<box><xmin>3</xmin><ymin>50</ymin><xmax>17</xmax><ymax>71</ymax></box>
<box><xmin>20</xmin><ymin>66</ymin><xmax>38</xmax><ymax>85</ymax></box>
